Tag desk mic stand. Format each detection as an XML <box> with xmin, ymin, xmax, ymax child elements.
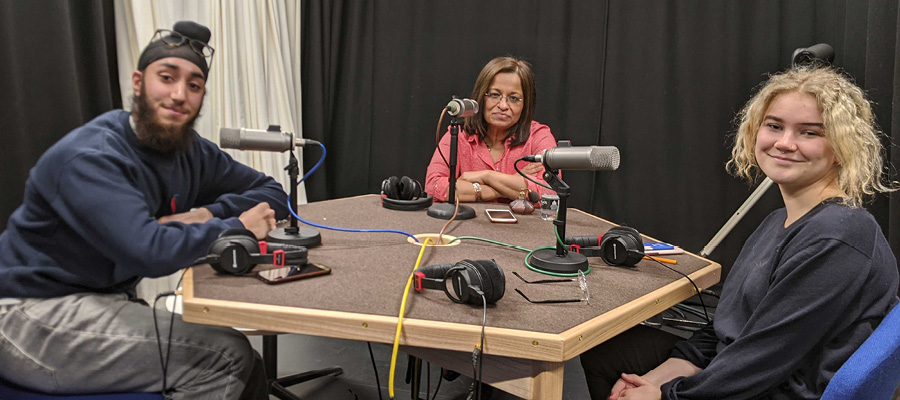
<box><xmin>427</xmin><ymin>115</ymin><xmax>475</xmax><ymax>220</ymax></box>
<box><xmin>527</xmin><ymin>170</ymin><xmax>589</xmax><ymax>274</ymax></box>
<box><xmin>267</xmin><ymin>146</ymin><xmax>322</xmax><ymax>247</ymax></box>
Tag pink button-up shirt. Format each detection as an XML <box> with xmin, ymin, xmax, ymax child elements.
<box><xmin>425</xmin><ymin>120</ymin><xmax>557</xmax><ymax>202</ymax></box>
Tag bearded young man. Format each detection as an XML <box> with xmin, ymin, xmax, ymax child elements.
<box><xmin>0</xmin><ymin>21</ymin><xmax>280</xmax><ymax>399</ymax></box>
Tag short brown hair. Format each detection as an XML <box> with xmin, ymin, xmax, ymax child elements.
<box><xmin>464</xmin><ymin>56</ymin><xmax>536</xmax><ymax>147</ymax></box>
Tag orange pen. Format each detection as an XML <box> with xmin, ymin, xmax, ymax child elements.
<box><xmin>644</xmin><ymin>255</ymin><xmax>677</xmax><ymax>264</ymax></box>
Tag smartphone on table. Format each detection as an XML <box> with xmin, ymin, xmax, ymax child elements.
<box><xmin>485</xmin><ymin>209</ymin><xmax>518</xmax><ymax>223</ymax></box>
<box><xmin>256</xmin><ymin>263</ymin><xmax>331</xmax><ymax>284</ymax></box>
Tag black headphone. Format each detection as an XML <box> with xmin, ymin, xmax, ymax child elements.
<box><xmin>413</xmin><ymin>259</ymin><xmax>506</xmax><ymax>305</ymax></box>
<box><xmin>381</xmin><ymin>176</ymin><xmax>433</xmax><ymax>211</ymax></box>
<box><xmin>598</xmin><ymin>226</ymin><xmax>645</xmax><ymax>267</ymax></box>
<box><xmin>194</xmin><ymin>228</ymin><xmax>309</xmax><ymax>275</ymax></box>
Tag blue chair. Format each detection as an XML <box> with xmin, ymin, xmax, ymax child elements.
<box><xmin>821</xmin><ymin>304</ymin><xmax>900</xmax><ymax>400</ymax></box>
<box><xmin>0</xmin><ymin>376</ymin><xmax>163</xmax><ymax>400</ymax></box>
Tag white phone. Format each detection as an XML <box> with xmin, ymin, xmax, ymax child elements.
<box><xmin>485</xmin><ymin>209</ymin><xmax>518</xmax><ymax>223</ymax></box>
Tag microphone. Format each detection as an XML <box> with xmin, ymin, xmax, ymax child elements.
<box><xmin>526</xmin><ymin>146</ymin><xmax>620</xmax><ymax>171</ymax></box>
<box><xmin>446</xmin><ymin>98</ymin><xmax>478</xmax><ymax>117</ymax></box>
<box><xmin>219</xmin><ymin>126</ymin><xmax>321</xmax><ymax>152</ymax></box>
<box><xmin>792</xmin><ymin>43</ymin><xmax>835</xmax><ymax>67</ymax></box>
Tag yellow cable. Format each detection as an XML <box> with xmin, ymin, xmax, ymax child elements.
<box><xmin>389</xmin><ymin>237</ymin><xmax>433</xmax><ymax>398</ymax></box>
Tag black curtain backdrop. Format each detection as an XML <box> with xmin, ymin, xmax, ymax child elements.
<box><xmin>301</xmin><ymin>0</ymin><xmax>900</xmax><ymax>287</ymax></box>
<box><xmin>1</xmin><ymin>1</ymin><xmax>897</xmax><ymax>289</ymax></box>
<box><xmin>0</xmin><ymin>0</ymin><xmax>120</xmax><ymax>230</ymax></box>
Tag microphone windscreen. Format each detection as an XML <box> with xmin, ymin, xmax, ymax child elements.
<box><xmin>589</xmin><ymin>146</ymin><xmax>621</xmax><ymax>171</ymax></box>
<box><xmin>219</xmin><ymin>128</ymin><xmax>241</xmax><ymax>149</ymax></box>
<box><xmin>539</xmin><ymin>146</ymin><xmax>620</xmax><ymax>171</ymax></box>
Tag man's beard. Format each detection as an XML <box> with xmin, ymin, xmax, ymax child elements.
<box><xmin>131</xmin><ymin>92</ymin><xmax>202</xmax><ymax>154</ymax></box>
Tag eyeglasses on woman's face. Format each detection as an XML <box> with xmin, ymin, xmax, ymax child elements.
<box><xmin>484</xmin><ymin>91</ymin><xmax>523</xmax><ymax>106</ymax></box>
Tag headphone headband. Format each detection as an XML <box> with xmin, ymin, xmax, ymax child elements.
<box><xmin>381</xmin><ymin>176</ymin><xmax>433</xmax><ymax>211</ymax></box>
<box><xmin>198</xmin><ymin>228</ymin><xmax>309</xmax><ymax>275</ymax></box>
<box><xmin>414</xmin><ymin>259</ymin><xmax>505</xmax><ymax>305</ymax></box>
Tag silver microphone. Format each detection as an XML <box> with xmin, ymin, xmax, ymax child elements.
<box><xmin>219</xmin><ymin>127</ymin><xmax>321</xmax><ymax>152</ymax></box>
<box><xmin>532</xmin><ymin>146</ymin><xmax>620</xmax><ymax>171</ymax></box>
<box><xmin>446</xmin><ymin>98</ymin><xmax>478</xmax><ymax>117</ymax></box>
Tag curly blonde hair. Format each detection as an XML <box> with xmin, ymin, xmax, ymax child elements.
<box><xmin>727</xmin><ymin>66</ymin><xmax>894</xmax><ymax>206</ymax></box>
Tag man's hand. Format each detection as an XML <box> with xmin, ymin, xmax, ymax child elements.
<box><xmin>239</xmin><ymin>203</ymin><xmax>277</xmax><ymax>239</ymax></box>
<box><xmin>158</xmin><ymin>208</ymin><xmax>214</xmax><ymax>225</ymax></box>
<box><xmin>617</xmin><ymin>374</ymin><xmax>661</xmax><ymax>400</ymax></box>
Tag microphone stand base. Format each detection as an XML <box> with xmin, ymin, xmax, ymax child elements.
<box><xmin>528</xmin><ymin>249</ymin><xmax>589</xmax><ymax>274</ymax></box>
<box><xmin>426</xmin><ymin>203</ymin><xmax>476</xmax><ymax>220</ymax></box>
<box><xmin>267</xmin><ymin>227</ymin><xmax>322</xmax><ymax>247</ymax></box>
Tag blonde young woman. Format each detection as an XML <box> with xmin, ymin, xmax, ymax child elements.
<box><xmin>580</xmin><ymin>67</ymin><xmax>899</xmax><ymax>400</ymax></box>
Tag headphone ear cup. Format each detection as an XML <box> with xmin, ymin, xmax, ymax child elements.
<box><xmin>456</xmin><ymin>260</ymin><xmax>504</xmax><ymax>305</ymax></box>
<box><xmin>409</xmin><ymin>178</ymin><xmax>425</xmax><ymax>199</ymax></box>
<box><xmin>207</xmin><ymin>228</ymin><xmax>260</xmax><ymax>275</ymax></box>
<box><xmin>471</xmin><ymin>259</ymin><xmax>505</xmax><ymax>304</ymax></box>
<box><xmin>218</xmin><ymin>243</ymin><xmax>255</xmax><ymax>275</ymax></box>
<box><xmin>616</xmin><ymin>226</ymin><xmax>642</xmax><ymax>248</ymax></box>
<box><xmin>399</xmin><ymin>176</ymin><xmax>416</xmax><ymax>200</ymax></box>
<box><xmin>600</xmin><ymin>227</ymin><xmax>644</xmax><ymax>267</ymax></box>
<box><xmin>382</xmin><ymin>176</ymin><xmax>400</xmax><ymax>199</ymax></box>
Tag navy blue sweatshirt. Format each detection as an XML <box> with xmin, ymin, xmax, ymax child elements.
<box><xmin>0</xmin><ymin>110</ymin><xmax>288</xmax><ymax>298</ymax></box>
<box><xmin>662</xmin><ymin>200</ymin><xmax>899</xmax><ymax>399</ymax></box>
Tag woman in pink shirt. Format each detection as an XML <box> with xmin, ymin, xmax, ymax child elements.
<box><xmin>425</xmin><ymin>56</ymin><xmax>558</xmax><ymax>203</ymax></box>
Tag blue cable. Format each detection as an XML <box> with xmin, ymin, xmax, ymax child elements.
<box><xmin>298</xmin><ymin>143</ymin><xmax>327</xmax><ymax>183</ymax></box>
<box><xmin>286</xmin><ymin>142</ymin><xmax>420</xmax><ymax>242</ymax></box>
<box><xmin>287</xmin><ymin>195</ymin><xmax>420</xmax><ymax>242</ymax></box>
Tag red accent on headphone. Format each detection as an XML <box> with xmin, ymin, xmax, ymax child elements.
<box><xmin>569</xmin><ymin>244</ymin><xmax>582</xmax><ymax>253</ymax></box>
<box><xmin>273</xmin><ymin>250</ymin><xmax>285</xmax><ymax>267</ymax></box>
<box><xmin>258</xmin><ymin>241</ymin><xmax>269</xmax><ymax>254</ymax></box>
<box><xmin>414</xmin><ymin>271</ymin><xmax>426</xmax><ymax>291</ymax></box>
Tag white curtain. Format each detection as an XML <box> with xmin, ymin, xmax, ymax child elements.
<box><xmin>113</xmin><ymin>0</ymin><xmax>307</xmax><ymax>302</ymax></box>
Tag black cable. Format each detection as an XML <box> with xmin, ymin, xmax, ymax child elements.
<box><xmin>152</xmin><ymin>294</ymin><xmax>171</xmax><ymax>398</ymax></box>
<box><xmin>412</xmin><ymin>357</ymin><xmax>421</xmax><ymax>399</ymax></box>
<box><xmin>436</xmin><ymin>108</ymin><xmax>450</xmax><ymax>168</ymax></box>
<box><xmin>675</xmin><ymin>303</ymin><xmax>713</xmax><ymax>320</ymax></box>
<box><xmin>463</xmin><ymin>271</ymin><xmax>489</xmax><ymax>400</ymax></box>
<box><xmin>426</xmin><ymin>362</ymin><xmax>431</xmax><ymax>400</ymax></box>
<box><xmin>367</xmin><ymin>342</ymin><xmax>384</xmax><ymax>400</ymax></box>
<box><xmin>588</xmin><ymin>0</ymin><xmax>611</xmax><ymax>211</ymax></box>
<box><xmin>645</xmin><ymin>257</ymin><xmax>711</xmax><ymax>322</ymax></box>
<box><xmin>477</xmin><ymin>293</ymin><xmax>487</xmax><ymax>400</ymax></box>
<box><xmin>152</xmin><ymin>269</ymin><xmax>188</xmax><ymax>399</ymax></box>
<box><xmin>430</xmin><ymin>374</ymin><xmax>444</xmax><ymax>400</ymax></box>
<box><xmin>437</xmin><ymin>138</ymin><xmax>450</xmax><ymax>169</ymax></box>
<box><xmin>513</xmin><ymin>156</ymin><xmax>553</xmax><ymax>190</ymax></box>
